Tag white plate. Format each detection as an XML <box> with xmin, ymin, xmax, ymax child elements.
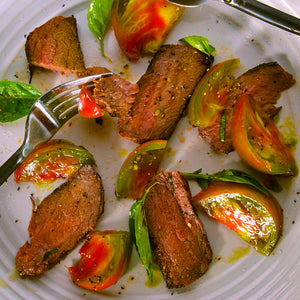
<box><xmin>0</xmin><ymin>0</ymin><xmax>299</xmax><ymax>299</ymax></box>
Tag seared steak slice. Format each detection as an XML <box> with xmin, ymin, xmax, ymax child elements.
<box><xmin>144</xmin><ymin>171</ymin><xmax>212</xmax><ymax>288</ymax></box>
<box><xmin>199</xmin><ymin>62</ymin><xmax>296</xmax><ymax>153</ymax></box>
<box><xmin>16</xmin><ymin>164</ymin><xmax>104</xmax><ymax>276</ymax></box>
<box><xmin>25</xmin><ymin>16</ymin><xmax>85</xmax><ymax>75</ymax></box>
<box><xmin>79</xmin><ymin>67</ymin><xmax>139</xmax><ymax>117</ymax></box>
<box><xmin>118</xmin><ymin>45</ymin><xmax>212</xmax><ymax>143</ymax></box>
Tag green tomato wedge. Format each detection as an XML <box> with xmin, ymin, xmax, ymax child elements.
<box><xmin>188</xmin><ymin>58</ymin><xmax>240</xmax><ymax>127</ymax></box>
<box><xmin>192</xmin><ymin>181</ymin><xmax>283</xmax><ymax>256</ymax></box>
<box><xmin>116</xmin><ymin>140</ymin><xmax>167</xmax><ymax>200</ymax></box>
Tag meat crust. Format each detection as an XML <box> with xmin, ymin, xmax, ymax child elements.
<box><xmin>25</xmin><ymin>16</ymin><xmax>85</xmax><ymax>75</ymax></box>
<box><xmin>144</xmin><ymin>171</ymin><xmax>212</xmax><ymax>288</ymax></box>
<box><xmin>199</xmin><ymin>62</ymin><xmax>296</xmax><ymax>153</ymax></box>
<box><xmin>118</xmin><ymin>45</ymin><xmax>212</xmax><ymax>143</ymax></box>
<box><xmin>15</xmin><ymin>164</ymin><xmax>104</xmax><ymax>276</ymax></box>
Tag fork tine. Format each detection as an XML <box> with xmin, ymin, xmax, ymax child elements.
<box><xmin>58</xmin><ymin>97</ymin><xmax>80</xmax><ymax>120</ymax></box>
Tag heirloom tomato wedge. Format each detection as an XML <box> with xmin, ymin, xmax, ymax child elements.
<box><xmin>116</xmin><ymin>140</ymin><xmax>167</xmax><ymax>200</ymax></box>
<box><xmin>67</xmin><ymin>231</ymin><xmax>132</xmax><ymax>291</ymax></box>
<box><xmin>231</xmin><ymin>94</ymin><xmax>297</xmax><ymax>176</ymax></box>
<box><xmin>111</xmin><ymin>0</ymin><xmax>184</xmax><ymax>61</ymax></box>
<box><xmin>78</xmin><ymin>85</ymin><xmax>104</xmax><ymax>118</ymax></box>
<box><xmin>192</xmin><ymin>181</ymin><xmax>283</xmax><ymax>256</ymax></box>
<box><xmin>14</xmin><ymin>139</ymin><xmax>95</xmax><ymax>184</ymax></box>
<box><xmin>188</xmin><ymin>58</ymin><xmax>240</xmax><ymax>127</ymax></box>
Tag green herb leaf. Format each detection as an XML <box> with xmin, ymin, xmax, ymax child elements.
<box><xmin>87</xmin><ymin>0</ymin><xmax>114</xmax><ymax>56</ymax></box>
<box><xmin>0</xmin><ymin>81</ymin><xmax>42</xmax><ymax>123</ymax></box>
<box><xmin>182</xmin><ymin>169</ymin><xmax>269</xmax><ymax>195</ymax></box>
<box><xmin>129</xmin><ymin>183</ymin><xmax>158</xmax><ymax>283</ymax></box>
<box><xmin>179</xmin><ymin>35</ymin><xmax>215</xmax><ymax>57</ymax></box>
<box><xmin>43</xmin><ymin>249</ymin><xmax>58</xmax><ymax>261</ymax></box>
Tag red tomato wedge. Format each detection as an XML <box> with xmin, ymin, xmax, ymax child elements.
<box><xmin>67</xmin><ymin>231</ymin><xmax>132</xmax><ymax>291</ymax></box>
<box><xmin>14</xmin><ymin>139</ymin><xmax>95</xmax><ymax>184</ymax></box>
<box><xmin>231</xmin><ymin>94</ymin><xmax>297</xmax><ymax>176</ymax></box>
<box><xmin>192</xmin><ymin>181</ymin><xmax>283</xmax><ymax>256</ymax></box>
<box><xmin>111</xmin><ymin>0</ymin><xmax>183</xmax><ymax>61</ymax></box>
<box><xmin>78</xmin><ymin>86</ymin><xmax>104</xmax><ymax>118</ymax></box>
<box><xmin>116</xmin><ymin>140</ymin><xmax>167</xmax><ymax>200</ymax></box>
<box><xmin>188</xmin><ymin>58</ymin><xmax>240</xmax><ymax>127</ymax></box>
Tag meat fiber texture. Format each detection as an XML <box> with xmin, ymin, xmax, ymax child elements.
<box><xmin>199</xmin><ymin>62</ymin><xmax>296</xmax><ymax>153</ymax></box>
<box><xmin>144</xmin><ymin>171</ymin><xmax>212</xmax><ymax>289</ymax></box>
<box><xmin>118</xmin><ymin>45</ymin><xmax>212</xmax><ymax>144</ymax></box>
<box><xmin>15</xmin><ymin>164</ymin><xmax>104</xmax><ymax>276</ymax></box>
<box><xmin>25</xmin><ymin>16</ymin><xmax>85</xmax><ymax>75</ymax></box>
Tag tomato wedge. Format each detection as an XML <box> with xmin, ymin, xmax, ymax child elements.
<box><xmin>111</xmin><ymin>0</ymin><xmax>183</xmax><ymax>61</ymax></box>
<box><xmin>116</xmin><ymin>140</ymin><xmax>167</xmax><ymax>200</ymax></box>
<box><xmin>192</xmin><ymin>181</ymin><xmax>283</xmax><ymax>256</ymax></box>
<box><xmin>78</xmin><ymin>85</ymin><xmax>104</xmax><ymax>118</ymax></box>
<box><xmin>67</xmin><ymin>230</ymin><xmax>132</xmax><ymax>291</ymax></box>
<box><xmin>231</xmin><ymin>94</ymin><xmax>297</xmax><ymax>176</ymax></box>
<box><xmin>14</xmin><ymin>139</ymin><xmax>95</xmax><ymax>184</ymax></box>
<box><xmin>188</xmin><ymin>58</ymin><xmax>240</xmax><ymax>127</ymax></box>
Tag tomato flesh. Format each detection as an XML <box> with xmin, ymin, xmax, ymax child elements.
<box><xmin>14</xmin><ymin>139</ymin><xmax>95</xmax><ymax>184</ymax></box>
<box><xmin>231</xmin><ymin>94</ymin><xmax>297</xmax><ymax>175</ymax></box>
<box><xmin>111</xmin><ymin>0</ymin><xmax>183</xmax><ymax>61</ymax></box>
<box><xmin>116</xmin><ymin>140</ymin><xmax>167</xmax><ymax>200</ymax></box>
<box><xmin>192</xmin><ymin>181</ymin><xmax>283</xmax><ymax>256</ymax></box>
<box><xmin>78</xmin><ymin>86</ymin><xmax>104</xmax><ymax>118</ymax></box>
<box><xmin>67</xmin><ymin>231</ymin><xmax>132</xmax><ymax>291</ymax></box>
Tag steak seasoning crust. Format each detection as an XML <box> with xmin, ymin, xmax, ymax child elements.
<box><xmin>16</xmin><ymin>165</ymin><xmax>104</xmax><ymax>276</ymax></box>
<box><xmin>25</xmin><ymin>16</ymin><xmax>85</xmax><ymax>75</ymax></box>
<box><xmin>118</xmin><ymin>45</ymin><xmax>212</xmax><ymax>143</ymax></box>
<box><xmin>144</xmin><ymin>171</ymin><xmax>212</xmax><ymax>288</ymax></box>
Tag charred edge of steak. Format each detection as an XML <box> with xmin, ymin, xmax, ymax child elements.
<box><xmin>144</xmin><ymin>171</ymin><xmax>212</xmax><ymax>289</ymax></box>
<box><xmin>117</xmin><ymin>44</ymin><xmax>213</xmax><ymax>144</ymax></box>
<box><xmin>15</xmin><ymin>164</ymin><xmax>104</xmax><ymax>277</ymax></box>
<box><xmin>199</xmin><ymin>61</ymin><xmax>296</xmax><ymax>154</ymax></box>
<box><xmin>25</xmin><ymin>15</ymin><xmax>85</xmax><ymax>81</ymax></box>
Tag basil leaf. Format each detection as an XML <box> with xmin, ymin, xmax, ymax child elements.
<box><xmin>87</xmin><ymin>0</ymin><xmax>114</xmax><ymax>56</ymax></box>
<box><xmin>0</xmin><ymin>81</ymin><xmax>41</xmax><ymax>123</ymax></box>
<box><xmin>129</xmin><ymin>183</ymin><xmax>158</xmax><ymax>283</ymax></box>
<box><xmin>182</xmin><ymin>169</ymin><xmax>269</xmax><ymax>195</ymax></box>
<box><xmin>180</xmin><ymin>35</ymin><xmax>215</xmax><ymax>57</ymax></box>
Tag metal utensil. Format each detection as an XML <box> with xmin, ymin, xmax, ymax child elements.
<box><xmin>167</xmin><ymin>0</ymin><xmax>300</xmax><ymax>35</ymax></box>
<box><xmin>0</xmin><ymin>72</ymin><xmax>112</xmax><ymax>186</ymax></box>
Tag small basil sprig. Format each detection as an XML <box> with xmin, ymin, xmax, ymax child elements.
<box><xmin>87</xmin><ymin>0</ymin><xmax>114</xmax><ymax>56</ymax></box>
<box><xmin>129</xmin><ymin>182</ymin><xmax>160</xmax><ymax>283</ymax></box>
<box><xmin>0</xmin><ymin>81</ymin><xmax>42</xmax><ymax>123</ymax></box>
<box><xmin>181</xmin><ymin>168</ymin><xmax>269</xmax><ymax>195</ymax></box>
<box><xmin>180</xmin><ymin>35</ymin><xmax>215</xmax><ymax>57</ymax></box>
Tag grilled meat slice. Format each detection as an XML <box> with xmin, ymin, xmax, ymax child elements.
<box><xmin>15</xmin><ymin>164</ymin><xmax>104</xmax><ymax>276</ymax></box>
<box><xmin>199</xmin><ymin>62</ymin><xmax>296</xmax><ymax>153</ymax></box>
<box><xmin>118</xmin><ymin>45</ymin><xmax>212</xmax><ymax>143</ymax></box>
<box><xmin>25</xmin><ymin>16</ymin><xmax>85</xmax><ymax>75</ymax></box>
<box><xmin>144</xmin><ymin>171</ymin><xmax>212</xmax><ymax>289</ymax></box>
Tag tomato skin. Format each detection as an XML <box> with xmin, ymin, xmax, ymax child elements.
<box><xmin>116</xmin><ymin>140</ymin><xmax>167</xmax><ymax>200</ymax></box>
<box><xmin>111</xmin><ymin>0</ymin><xmax>183</xmax><ymax>61</ymax></box>
<box><xmin>78</xmin><ymin>86</ymin><xmax>104</xmax><ymax>118</ymax></box>
<box><xmin>192</xmin><ymin>181</ymin><xmax>283</xmax><ymax>256</ymax></box>
<box><xmin>231</xmin><ymin>94</ymin><xmax>297</xmax><ymax>176</ymax></box>
<box><xmin>14</xmin><ymin>139</ymin><xmax>95</xmax><ymax>184</ymax></box>
<box><xmin>188</xmin><ymin>58</ymin><xmax>240</xmax><ymax>127</ymax></box>
<box><xmin>67</xmin><ymin>231</ymin><xmax>132</xmax><ymax>291</ymax></box>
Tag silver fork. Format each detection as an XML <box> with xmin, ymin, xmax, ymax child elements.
<box><xmin>0</xmin><ymin>72</ymin><xmax>112</xmax><ymax>186</ymax></box>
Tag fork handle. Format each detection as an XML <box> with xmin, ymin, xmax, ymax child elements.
<box><xmin>0</xmin><ymin>145</ymin><xmax>26</xmax><ymax>186</ymax></box>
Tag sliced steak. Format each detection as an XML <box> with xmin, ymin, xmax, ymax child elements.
<box><xmin>16</xmin><ymin>164</ymin><xmax>104</xmax><ymax>276</ymax></box>
<box><xmin>144</xmin><ymin>171</ymin><xmax>212</xmax><ymax>289</ymax></box>
<box><xmin>118</xmin><ymin>45</ymin><xmax>212</xmax><ymax>143</ymax></box>
<box><xmin>25</xmin><ymin>16</ymin><xmax>85</xmax><ymax>75</ymax></box>
<box><xmin>199</xmin><ymin>62</ymin><xmax>296</xmax><ymax>153</ymax></box>
<box><xmin>79</xmin><ymin>67</ymin><xmax>139</xmax><ymax>117</ymax></box>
